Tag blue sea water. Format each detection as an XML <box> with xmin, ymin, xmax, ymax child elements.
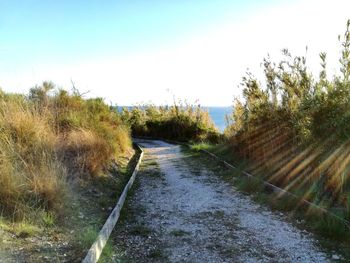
<box><xmin>117</xmin><ymin>106</ymin><xmax>232</xmax><ymax>132</ymax></box>
<box><xmin>205</xmin><ymin>107</ymin><xmax>232</xmax><ymax>132</ymax></box>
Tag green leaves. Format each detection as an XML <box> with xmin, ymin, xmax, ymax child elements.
<box><xmin>227</xmin><ymin>20</ymin><xmax>350</xmax><ymax>207</ymax></box>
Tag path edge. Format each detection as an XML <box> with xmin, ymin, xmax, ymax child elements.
<box><xmin>134</xmin><ymin>136</ymin><xmax>350</xmax><ymax>229</ymax></box>
<box><xmin>82</xmin><ymin>143</ymin><xmax>144</xmax><ymax>263</ymax></box>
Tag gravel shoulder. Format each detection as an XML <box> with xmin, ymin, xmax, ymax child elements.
<box><xmin>113</xmin><ymin>139</ymin><xmax>347</xmax><ymax>263</ymax></box>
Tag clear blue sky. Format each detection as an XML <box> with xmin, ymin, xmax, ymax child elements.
<box><xmin>1</xmin><ymin>0</ymin><xmax>349</xmax><ymax>105</ymax></box>
<box><xmin>1</xmin><ymin>1</ymin><xmax>263</xmax><ymax>65</ymax></box>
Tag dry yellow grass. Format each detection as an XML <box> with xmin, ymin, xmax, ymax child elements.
<box><xmin>0</xmin><ymin>84</ymin><xmax>132</xmax><ymax>222</ymax></box>
<box><xmin>0</xmin><ymin>98</ymin><xmax>67</xmax><ymax>220</ymax></box>
<box><xmin>60</xmin><ymin>129</ymin><xmax>112</xmax><ymax>175</ymax></box>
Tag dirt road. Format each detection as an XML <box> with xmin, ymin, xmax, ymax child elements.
<box><xmin>113</xmin><ymin>140</ymin><xmax>344</xmax><ymax>262</ymax></box>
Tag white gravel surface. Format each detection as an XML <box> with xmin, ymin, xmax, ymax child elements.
<box><xmin>114</xmin><ymin>140</ymin><xmax>345</xmax><ymax>263</ymax></box>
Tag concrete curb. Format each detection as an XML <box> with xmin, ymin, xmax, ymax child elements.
<box><xmin>82</xmin><ymin>144</ymin><xmax>144</xmax><ymax>263</ymax></box>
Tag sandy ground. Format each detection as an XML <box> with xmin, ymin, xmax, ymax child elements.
<box><xmin>113</xmin><ymin>140</ymin><xmax>345</xmax><ymax>263</ymax></box>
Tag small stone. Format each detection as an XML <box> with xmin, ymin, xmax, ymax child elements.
<box><xmin>332</xmin><ymin>255</ymin><xmax>340</xmax><ymax>260</ymax></box>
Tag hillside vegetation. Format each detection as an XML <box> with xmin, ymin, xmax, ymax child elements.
<box><xmin>120</xmin><ymin>103</ymin><xmax>221</xmax><ymax>143</ymax></box>
<box><xmin>224</xmin><ymin>21</ymin><xmax>350</xmax><ymax>221</ymax></box>
<box><xmin>0</xmin><ymin>83</ymin><xmax>131</xmax><ymax>223</ymax></box>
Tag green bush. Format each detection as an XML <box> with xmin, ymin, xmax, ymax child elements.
<box><xmin>121</xmin><ymin>103</ymin><xmax>221</xmax><ymax>143</ymax></box>
<box><xmin>225</xmin><ymin>20</ymin><xmax>350</xmax><ymax>216</ymax></box>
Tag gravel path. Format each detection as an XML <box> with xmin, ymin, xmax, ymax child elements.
<box><xmin>114</xmin><ymin>140</ymin><xmax>343</xmax><ymax>262</ymax></box>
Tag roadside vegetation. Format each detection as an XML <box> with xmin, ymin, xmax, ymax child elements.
<box><xmin>120</xmin><ymin>103</ymin><xmax>221</xmax><ymax>143</ymax></box>
<box><xmin>191</xmin><ymin>20</ymin><xmax>350</xmax><ymax>237</ymax></box>
<box><xmin>0</xmin><ymin>82</ymin><xmax>131</xmax><ymax>221</ymax></box>
<box><xmin>0</xmin><ymin>82</ymin><xmax>134</xmax><ymax>261</ymax></box>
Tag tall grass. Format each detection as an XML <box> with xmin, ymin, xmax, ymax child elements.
<box><xmin>0</xmin><ymin>84</ymin><xmax>131</xmax><ymax>222</ymax></box>
<box><xmin>224</xmin><ymin>20</ymin><xmax>350</xmax><ymax>218</ymax></box>
<box><xmin>0</xmin><ymin>92</ymin><xmax>66</xmax><ymax>220</ymax></box>
<box><xmin>52</xmin><ymin>90</ymin><xmax>131</xmax><ymax>175</ymax></box>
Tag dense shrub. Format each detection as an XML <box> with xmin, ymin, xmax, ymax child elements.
<box><xmin>49</xmin><ymin>89</ymin><xmax>131</xmax><ymax>175</ymax></box>
<box><xmin>120</xmin><ymin>103</ymin><xmax>221</xmax><ymax>143</ymax></box>
<box><xmin>225</xmin><ymin>20</ymin><xmax>350</xmax><ymax>212</ymax></box>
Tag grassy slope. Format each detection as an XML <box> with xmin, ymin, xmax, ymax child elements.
<box><xmin>0</xmin><ymin>147</ymin><xmax>140</xmax><ymax>262</ymax></box>
<box><xmin>0</xmin><ymin>83</ymin><xmax>135</xmax><ymax>262</ymax></box>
